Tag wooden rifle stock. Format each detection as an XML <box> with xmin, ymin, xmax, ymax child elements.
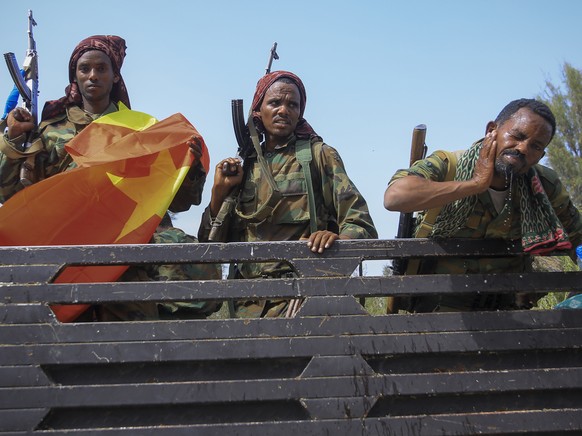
<box><xmin>392</xmin><ymin>124</ymin><xmax>427</xmax><ymax>275</ymax></box>
<box><xmin>409</xmin><ymin>124</ymin><xmax>427</xmax><ymax>167</ymax></box>
<box><xmin>387</xmin><ymin>124</ymin><xmax>427</xmax><ymax>314</ymax></box>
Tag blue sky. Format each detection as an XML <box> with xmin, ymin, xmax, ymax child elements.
<box><xmin>2</xmin><ymin>1</ymin><xmax>581</xmax><ymax>275</ymax></box>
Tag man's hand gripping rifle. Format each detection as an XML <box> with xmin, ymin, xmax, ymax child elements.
<box><xmin>208</xmin><ymin>43</ymin><xmax>279</xmax><ymax>241</ymax></box>
<box><xmin>392</xmin><ymin>124</ymin><xmax>427</xmax><ymax>275</ymax></box>
<box><xmin>3</xmin><ymin>10</ymin><xmax>39</xmax><ymax>186</ymax></box>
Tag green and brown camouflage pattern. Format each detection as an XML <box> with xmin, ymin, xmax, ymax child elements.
<box><xmin>0</xmin><ymin>104</ymin><xmax>109</xmax><ymax>202</ymax></box>
<box><xmin>151</xmin><ymin>225</ymin><xmax>222</xmax><ymax>319</ymax></box>
<box><xmin>389</xmin><ymin>150</ymin><xmax>582</xmax><ymax>311</ymax></box>
<box><xmin>77</xmin><ymin>225</ymin><xmax>222</xmax><ymax>321</ymax></box>
<box><xmin>0</xmin><ymin>103</ymin><xmax>205</xmax><ymax>211</ymax></box>
<box><xmin>1</xmin><ymin>104</ymin><xmax>212</xmax><ymax>320</ymax></box>
<box><xmin>199</xmin><ymin>136</ymin><xmax>377</xmax><ymax>317</ymax></box>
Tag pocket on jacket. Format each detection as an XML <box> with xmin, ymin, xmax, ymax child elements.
<box><xmin>273</xmin><ymin>173</ymin><xmax>310</xmax><ymax>224</ymax></box>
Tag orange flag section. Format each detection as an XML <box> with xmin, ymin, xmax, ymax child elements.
<box><xmin>0</xmin><ymin>108</ymin><xmax>209</xmax><ymax>322</ymax></box>
<box><xmin>66</xmin><ymin>104</ymin><xmax>210</xmax><ymax>174</ymax></box>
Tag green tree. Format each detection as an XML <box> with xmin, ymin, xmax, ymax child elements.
<box><xmin>535</xmin><ymin>63</ymin><xmax>582</xmax><ymax>308</ymax></box>
<box><xmin>539</xmin><ymin>62</ymin><xmax>582</xmax><ymax>208</ymax></box>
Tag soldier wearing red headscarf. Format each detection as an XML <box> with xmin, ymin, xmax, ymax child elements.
<box><xmin>0</xmin><ymin>35</ymin><xmax>204</xmax><ymax>211</ymax></box>
<box><xmin>199</xmin><ymin>71</ymin><xmax>377</xmax><ymax>318</ymax></box>
<box><xmin>0</xmin><ymin>35</ymin><xmax>215</xmax><ymax>321</ymax></box>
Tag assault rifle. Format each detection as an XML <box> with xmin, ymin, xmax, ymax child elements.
<box><xmin>3</xmin><ymin>10</ymin><xmax>38</xmax><ymax>129</ymax></box>
<box><xmin>3</xmin><ymin>10</ymin><xmax>39</xmax><ymax>186</ymax></box>
<box><xmin>392</xmin><ymin>124</ymin><xmax>427</xmax><ymax>276</ymax></box>
<box><xmin>208</xmin><ymin>43</ymin><xmax>280</xmax><ymax>241</ymax></box>
<box><xmin>227</xmin><ymin>42</ymin><xmax>279</xmax><ymax>173</ymax></box>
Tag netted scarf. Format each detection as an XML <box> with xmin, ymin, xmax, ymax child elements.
<box><xmin>430</xmin><ymin>141</ymin><xmax>571</xmax><ymax>254</ymax></box>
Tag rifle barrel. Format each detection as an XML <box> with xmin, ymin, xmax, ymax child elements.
<box><xmin>265</xmin><ymin>42</ymin><xmax>279</xmax><ymax>74</ymax></box>
<box><xmin>27</xmin><ymin>10</ymin><xmax>37</xmax><ymax>51</ymax></box>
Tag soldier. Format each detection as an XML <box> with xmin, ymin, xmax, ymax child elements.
<box><xmin>198</xmin><ymin>70</ymin><xmax>377</xmax><ymax>318</ymax></box>
<box><xmin>0</xmin><ymin>34</ymin><xmax>205</xmax><ymax>209</ymax></box>
<box><xmin>0</xmin><ymin>35</ymin><xmax>209</xmax><ymax>321</ymax></box>
<box><xmin>384</xmin><ymin>98</ymin><xmax>582</xmax><ymax>312</ymax></box>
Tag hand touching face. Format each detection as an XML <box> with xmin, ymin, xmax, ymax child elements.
<box><xmin>490</xmin><ymin>107</ymin><xmax>552</xmax><ymax>179</ymax></box>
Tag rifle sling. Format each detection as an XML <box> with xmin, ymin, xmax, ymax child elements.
<box><xmin>295</xmin><ymin>139</ymin><xmax>318</xmax><ymax>234</ymax></box>
<box><xmin>233</xmin><ymin>115</ymin><xmax>318</xmax><ymax>233</ymax></box>
<box><xmin>234</xmin><ymin>113</ymin><xmax>282</xmax><ymax>223</ymax></box>
<box><xmin>0</xmin><ymin>120</ymin><xmax>44</xmax><ymax>159</ymax></box>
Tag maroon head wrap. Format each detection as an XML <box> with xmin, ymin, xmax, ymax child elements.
<box><xmin>41</xmin><ymin>35</ymin><xmax>131</xmax><ymax>120</ymax></box>
<box><xmin>251</xmin><ymin>70</ymin><xmax>318</xmax><ymax>140</ymax></box>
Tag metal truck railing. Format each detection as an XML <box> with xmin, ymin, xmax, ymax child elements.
<box><xmin>1</xmin><ymin>239</ymin><xmax>581</xmax><ymax>435</ymax></box>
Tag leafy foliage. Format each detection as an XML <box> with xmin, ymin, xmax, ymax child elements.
<box><xmin>539</xmin><ymin>62</ymin><xmax>582</xmax><ymax>208</ymax></box>
<box><xmin>533</xmin><ymin>256</ymin><xmax>579</xmax><ymax>309</ymax></box>
<box><xmin>535</xmin><ymin>62</ymin><xmax>582</xmax><ymax>307</ymax></box>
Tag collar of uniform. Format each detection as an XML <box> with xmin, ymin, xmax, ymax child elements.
<box><xmin>66</xmin><ymin>102</ymin><xmax>118</xmax><ymax>125</ymax></box>
<box><xmin>265</xmin><ymin>134</ymin><xmax>297</xmax><ymax>152</ymax></box>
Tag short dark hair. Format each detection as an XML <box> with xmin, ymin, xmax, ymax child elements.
<box><xmin>495</xmin><ymin>98</ymin><xmax>556</xmax><ymax>139</ymax></box>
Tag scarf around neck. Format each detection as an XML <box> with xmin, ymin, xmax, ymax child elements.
<box><xmin>430</xmin><ymin>140</ymin><xmax>571</xmax><ymax>254</ymax></box>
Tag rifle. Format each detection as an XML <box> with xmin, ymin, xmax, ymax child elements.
<box><xmin>4</xmin><ymin>10</ymin><xmax>38</xmax><ymax>127</ymax></box>
<box><xmin>208</xmin><ymin>42</ymin><xmax>280</xmax><ymax>241</ymax></box>
<box><xmin>3</xmin><ymin>10</ymin><xmax>39</xmax><ymax>186</ymax></box>
<box><xmin>226</xmin><ymin>42</ymin><xmax>279</xmax><ymax>175</ymax></box>
<box><xmin>264</xmin><ymin>42</ymin><xmax>279</xmax><ymax>75</ymax></box>
<box><xmin>392</xmin><ymin>124</ymin><xmax>427</xmax><ymax>276</ymax></box>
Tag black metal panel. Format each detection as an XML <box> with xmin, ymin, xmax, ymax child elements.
<box><xmin>2</xmin><ymin>411</ymin><xmax>582</xmax><ymax>435</ymax></box>
<box><xmin>2</xmin><ymin>310</ymin><xmax>580</xmax><ymax>344</ymax></box>
<box><xmin>0</xmin><ymin>265</ymin><xmax>60</xmax><ymax>283</ymax></box>
<box><xmin>0</xmin><ymin>304</ymin><xmax>53</xmax><ymax>324</ymax></box>
<box><xmin>0</xmin><ymin>366</ymin><xmax>51</xmax><ymax>387</ymax></box>
<box><xmin>1</xmin><ymin>239</ymin><xmax>581</xmax><ymax>434</ymax></box>
<box><xmin>2</xmin><ymin>272</ymin><xmax>581</xmax><ymax>307</ymax></box>
<box><xmin>0</xmin><ymin>238</ymin><xmax>522</xmax><ymax>265</ymax></box>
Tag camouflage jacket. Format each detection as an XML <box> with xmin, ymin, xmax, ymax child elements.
<box><xmin>0</xmin><ymin>104</ymin><xmax>116</xmax><ymax>202</ymax></box>
<box><xmin>122</xmin><ymin>225</ymin><xmax>222</xmax><ymax>319</ymax></box>
<box><xmin>390</xmin><ymin>150</ymin><xmax>582</xmax><ymax>275</ymax></box>
<box><xmin>199</xmin><ymin>136</ymin><xmax>378</xmax><ymax>278</ymax></box>
<box><xmin>0</xmin><ymin>103</ymin><xmax>205</xmax><ymax>211</ymax></box>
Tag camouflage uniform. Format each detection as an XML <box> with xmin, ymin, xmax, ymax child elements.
<box><xmin>0</xmin><ymin>104</ymin><xmax>117</xmax><ymax>201</ymax></box>
<box><xmin>0</xmin><ymin>103</ymin><xmax>205</xmax><ymax>210</ymax></box>
<box><xmin>75</xmin><ymin>224</ymin><xmax>221</xmax><ymax>321</ymax></box>
<box><xmin>151</xmin><ymin>225</ymin><xmax>222</xmax><ymax>319</ymax></box>
<box><xmin>199</xmin><ymin>136</ymin><xmax>378</xmax><ymax>317</ymax></box>
<box><xmin>389</xmin><ymin>150</ymin><xmax>582</xmax><ymax>311</ymax></box>
<box><xmin>0</xmin><ymin>104</ymin><xmax>208</xmax><ymax>321</ymax></box>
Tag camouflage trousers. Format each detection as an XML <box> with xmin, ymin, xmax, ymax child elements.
<box><xmin>74</xmin><ymin>302</ymin><xmax>159</xmax><ymax>322</ymax></box>
<box><xmin>233</xmin><ymin>271</ymin><xmax>302</xmax><ymax>318</ymax></box>
<box><xmin>235</xmin><ymin>298</ymin><xmax>290</xmax><ymax>318</ymax></box>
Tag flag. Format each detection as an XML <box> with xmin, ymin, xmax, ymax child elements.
<box><xmin>0</xmin><ymin>105</ymin><xmax>210</xmax><ymax>322</ymax></box>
